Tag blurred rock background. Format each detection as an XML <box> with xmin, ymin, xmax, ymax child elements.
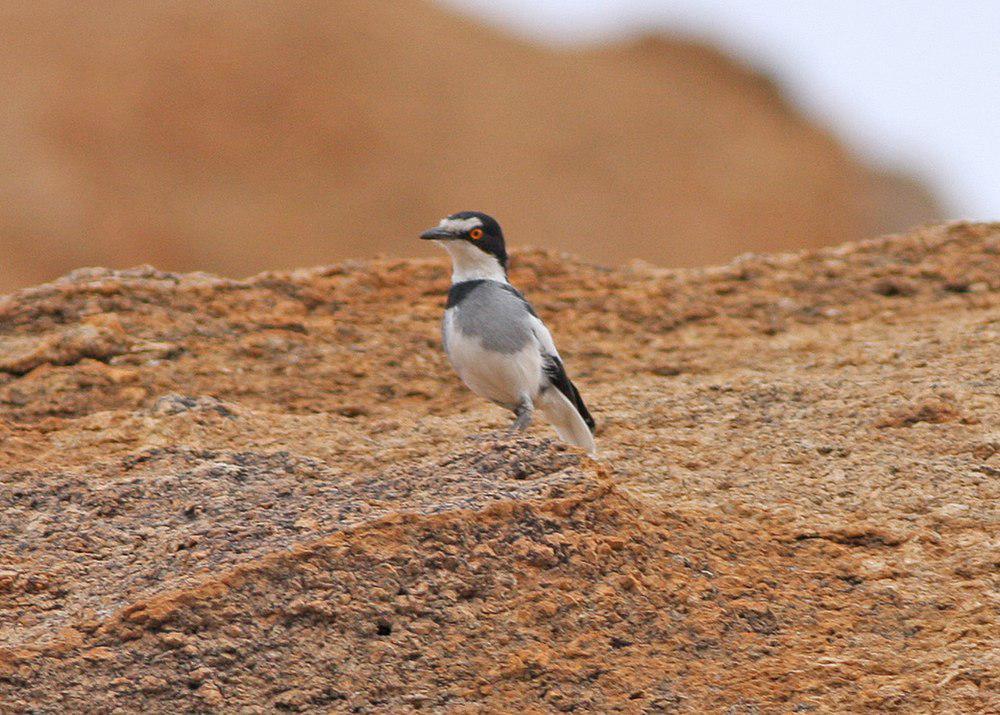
<box><xmin>0</xmin><ymin>0</ymin><xmax>946</xmax><ymax>292</ymax></box>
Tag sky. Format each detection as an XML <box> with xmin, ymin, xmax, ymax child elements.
<box><xmin>441</xmin><ymin>0</ymin><xmax>1000</xmax><ymax>219</ymax></box>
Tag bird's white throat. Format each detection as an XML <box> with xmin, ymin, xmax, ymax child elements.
<box><xmin>437</xmin><ymin>240</ymin><xmax>508</xmax><ymax>284</ymax></box>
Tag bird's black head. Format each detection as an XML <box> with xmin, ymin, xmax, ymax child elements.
<box><xmin>419</xmin><ymin>211</ymin><xmax>507</xmax><ymax>269</ymax></box>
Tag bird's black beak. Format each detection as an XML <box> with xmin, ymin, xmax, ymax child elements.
<box><xmin>420</xmin><ymin>226</ymin><xmax>454</xmax><ymax>240</ymax></box>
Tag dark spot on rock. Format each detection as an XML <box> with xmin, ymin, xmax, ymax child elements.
<box><xmin>872</xmin><ymin>278</ymin><xmax>916</xmax><ymax>297</ymax></box>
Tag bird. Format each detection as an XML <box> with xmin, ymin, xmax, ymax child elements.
<box><xmin>420</xmin><ymin>211</ymin><xmax>596</xmax><ymax>454</ymax></box>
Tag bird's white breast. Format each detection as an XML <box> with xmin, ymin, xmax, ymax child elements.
<box><xmin>443</xmin><ymin>308</ymin><xmax>544</xmax><ymax>409</ymax></box>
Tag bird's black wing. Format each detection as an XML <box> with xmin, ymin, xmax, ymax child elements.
<box><xmin>542</xmin><ymin>355</ymin><xmax>596</xmax><ymax>433</ymax></box>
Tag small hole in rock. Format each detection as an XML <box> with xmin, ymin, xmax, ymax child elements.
<box><xmin>376</xmin><ymin>621</ymin><xmax>392</xmax><ymax>636</ymax></box>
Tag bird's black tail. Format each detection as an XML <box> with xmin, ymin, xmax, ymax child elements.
<box><xmin>543</xmin><ymin>355</ymin><xmax>595</xmax><ymax>434</ymax></box>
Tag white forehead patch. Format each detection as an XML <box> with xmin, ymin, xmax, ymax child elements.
<box><xmin>438</xmin><ymin>216</ymin><xmax>483</xmax><ymax>234</ymax></box>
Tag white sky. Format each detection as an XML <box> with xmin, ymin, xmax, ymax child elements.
<box><xmin>440</xmin><ymin>0</ymin><xmax>1000</xmax><ymax>218</ymax></box>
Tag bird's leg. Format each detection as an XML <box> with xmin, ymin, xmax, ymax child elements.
<box><xmin>510</xmin><ymin>397</ymin><xmax>533</xmax><ymax>432</ymax></box>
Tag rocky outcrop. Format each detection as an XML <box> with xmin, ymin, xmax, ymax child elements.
<box><xmin>0</xmin><ymin>1</ymin><xmax>940</xmax><ymax>292</ymax></box>
<box><xmin>1</xmin><ymin>223</ymin><xmax>997</xmax><ymax>711</ymax></box>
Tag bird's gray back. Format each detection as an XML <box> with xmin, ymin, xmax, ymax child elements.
<box><xmin>447</xmin><ymin>280</ymin><xmax>535</xmax><ymax>354</ymax></box>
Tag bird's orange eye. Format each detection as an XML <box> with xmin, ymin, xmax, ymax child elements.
<box><xmin>469</xmin><ymin>228</ymin><xmax>484</xmax><ymax>240</ymax></box>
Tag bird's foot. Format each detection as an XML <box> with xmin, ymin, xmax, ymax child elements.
<box><xmin>510</xmin><ymin>399</ymin><xmax>533</xmax><ymax>432</ymax></box>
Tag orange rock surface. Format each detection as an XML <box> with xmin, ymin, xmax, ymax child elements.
<box><xmin>1</xmin><ymin>222</ymin><xmax>997</xmax><ymax>711</ymax></box>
